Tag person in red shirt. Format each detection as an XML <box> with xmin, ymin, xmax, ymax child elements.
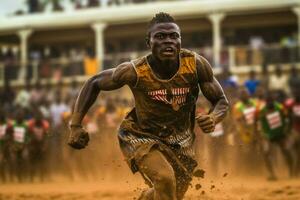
<box><xmin>28</xmin><ymin>108</ymin><xmax>50</xmax><ymax>182</ymax></box>
<box><xmin>285</xmin><ymin>89</ymin><xmax>300</xmax><ymax>177</ymax></box>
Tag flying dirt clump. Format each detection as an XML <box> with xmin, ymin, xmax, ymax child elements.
<box><xmin>193</xmin><ymin>169</ymin><xmax>205</xmax><ymax>178</ymax></box>
<box><xmin>195</xmin><ymin>184</ymin><xmax>202</xmax><ymax>190</ymax></box>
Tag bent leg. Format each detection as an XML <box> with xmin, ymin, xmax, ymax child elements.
<box><xmin>137</xmin><ymin>149</ymin><xmax>177</xmax><ymax>200</ymax></box>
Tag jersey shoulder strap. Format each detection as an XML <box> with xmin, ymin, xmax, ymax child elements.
<box><xmin>179</xmin><ymin>48</ymin><xmax>197</xmax><ymax>75</ymax></box>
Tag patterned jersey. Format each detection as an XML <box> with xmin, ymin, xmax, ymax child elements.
<box><xmin>119</xmin><ymin>49</ymin><xmax>199</xmax><ymax>158</ymax></box>
<box><xmin>120</xmin><ymin>49</ymin><xmax>199</xmax><ymax>137</ymax></box>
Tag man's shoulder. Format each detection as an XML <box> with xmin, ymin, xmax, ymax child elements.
<box><xmin>113</xmin><ymin>62</ymin><xmax>137</xmax><ymax>86</ymax></box>
<box><xmin>180</xmin><ymin>48</ymin><xmax>196</xmax><ymax>58</ymax></box>
<box><xmin>131</xmin><ymin>55</ymin><xmax>148</xmax><ymax>68</ymax></box>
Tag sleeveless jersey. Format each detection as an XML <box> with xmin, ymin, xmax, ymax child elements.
<box><xmin>233</xmin><ymin>99</ymin><xmax>258</xmax><ymax>143</ymax></box>
<box><xmin>234</xmin><ymin>99</ymin><xmax>257</xmax><ymax>125</ymax></box>
<box><xmin>258</xmin><ymin>102</ymin><xmax>286</xmax><ymax>141</ymax></box>
<box><xmin>120</xmin><ymin>49</ymin><xmax>199</xmax><ymax>138</ymax></box>
<box><xmin>12</xmin><ymin>121</ymin><xmax>29</xmax><ymax>145</ymax></box>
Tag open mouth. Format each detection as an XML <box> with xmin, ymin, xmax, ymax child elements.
<box><xmin>161</xmin><ymin>47</ymin><xmax>175</xmax><ymax>56</ymax></box>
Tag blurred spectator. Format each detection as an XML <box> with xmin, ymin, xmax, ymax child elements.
<box><xmin>39</xmin><ymin>56</ymin><xmax>52</xmax><ymax>78</ymax></box>
<box><xmin>269</xmin><ymin>65</ymin><xmax>288</xmax><ymax>102</ymax></box>
<box><xmin>221</xmin><ymin>70</ymin><xmax>239</xmax><ymax>89</ymax></box>
<box><xmin>0</xmin><ymin>80</ymin><xmax>15</xmax><ymax>109</ymax></box>
<box><xmin>84</xmin><ymin>51</ymin><xmax>98</xmax><ymax>76</ymax></box>
<box><xmin>30</xmin><ymin>81</ymin><xmax>44</xmax><ymax>105</ymax></box>
<box><xmin>288</xmin><ymin>65</ymin><xmax>300</xmax><ymax>95</ymax></box>
<box><xmin>105</xmin><ymin>98</ymin><xmax>118</xmax><ymax>128</ymax></box>
<box><xmin>235</xmin><ymin>46</ymin><xmax>247</xmax><ymax>66</ymax></box>
<box><xmin>43</xmin><ymin>81</ymin><xmax>55</xmax><ymax>103</ymax></box>
<box><xmin>280</xmin><ymin>34</ymin><xmax>297</xmax><ymax>48</ymax></box>
<box><xmin>69</xmin><ymin>48</ymin><xmax>84</xmax><ymax>76</ymax></box>
<box><xmin>27</xmin><ymin>0</ymin><xmax>41</xmax><ymax>13</ymax></box>
<box><xmin>249</xmin><ymin>36</ymin><xmax>264</xmax><ymax>50</ymax></box>
<box><xmin>280</xmin><ymin>34</ymin><xmax>298</xmax><ymax>63</ymax></box>
<box><xmin>49</xmin><ymin>91</ymin><xmax>69</xmax><ymax>128</ymax></box>
<box><xmin>39</xmin><ymin>98</ymin><xmax>51</xmax><ymax>122</ymax></box>
<box><xmin>260</xmin><ymin>63</ymin><xmax>269</xmax><ymax>90</ymax></box>
<box><xmin>249</xmin><ymin>36</ymin><xmax>264</xmax><ymax>65</ymax></box>
<box><xmin>244</xmin><ymin>70</ymin><xmax>260</xmax><ymax>96</ymax></box>
<box><xmin>67</xmin><ymin>79</ymin><xmax>80</xmax><ymax>103</ymax></box>
<box><xmin>14</xmin><ymin>81</ymin><xmax>31</xmax><ymax>109</ymax></box>
<box><xmin>52</xmin><ymin>0</ymin><xmax>64</xmax><ymax>11</ymax></box>
<box><xmin>87</xmin><ymin>0</ymin><xmax>100</xmax><ymax>7</ymax></box>
<box><xmin>30</xmin><ymin>50</ymin><xmax>42</xmax><ymax>61</ymax></box>
<box><xmin>4</xmin><ymin>49</ymin><xmax>18</xmax><ymax>81</ymax></box>
<box><xmin>43</xmin><ymin>0</ymin><xmax>64</xmax><ymax>11</ymax></box>
<box><xmin>58</xmin><ymin>52</ymin><xmax>69</xmax><ymax>77</ymax></box>
<box><xmin>70</xmin><ymin>0</ymin><xmax>83</xmax><ymax>9</ymax></box>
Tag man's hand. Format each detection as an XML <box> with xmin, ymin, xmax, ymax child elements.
<box><xmin>196</xmin><ymin>114</ymin><xmax>216</xmax><ymax>133</ymax></box>
<box><xmin>68</xmin><ymin>125</ymin><xmax>90</xmax><ymax>149</ymax></box>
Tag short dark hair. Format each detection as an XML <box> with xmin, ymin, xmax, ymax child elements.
<box><xmin>147</xmin><ymin>12</ymin><xmax>176</xmax><ymax>38</ymax></box>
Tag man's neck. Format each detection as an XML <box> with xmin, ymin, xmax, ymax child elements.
<box><xmin>148</xmin><ymin>55</ymin><xmax>179</xmax><ymax>80</ymax></box>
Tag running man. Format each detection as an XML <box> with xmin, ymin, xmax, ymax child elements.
<box><xmin>11</xmin><ymin>109</ymin><xmax>30</xmax><ymax>182</ymax></box>
<box><xmin>28</xmin><ymin>108</ymin><xmax>50</xmax><ymax>182</ymax></box>
<box><xmin>285</xmin><ymin>88</ymin><xmax>300</xmax><ymax>177</ymax></box>
<box><xmin>68</xmin><ymin>12</ymin><xmax>229</xmax><ymax>200</ymax></box>
<box><xmin>233</xmin><ymin>87</ymin><xmax>257</xmax><ymax>144</ymax></box>
<box><xmin>256</xmin><ymin>93</ymin><xmax>294</xmax><ymax>180</ymax></box>
<box><xmin>232</xmin><ymin>87</ymin><xmax>262</xmax><ymax>175</ymax></box>
<box><xmin>0</xmin><ymin>109</ymin><xmax>13</xmax><ymax>182</ymax></box>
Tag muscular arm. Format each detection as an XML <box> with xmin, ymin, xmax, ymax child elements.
<box><xmin>196</xmin><ymin>54</ymin><xmax>229</xmax><ymax>132</ymax></box>
<box><xmin>70</xmin><ymin>62</ymin><xmax>137</xmax><ymax>126</ymax></box>
<box><xmin>68</xmin><ymin>62</ymin><xmax>137</xmax><ymax>149</ymax></box>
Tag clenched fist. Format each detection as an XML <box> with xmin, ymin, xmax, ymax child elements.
<box><xmin>196</xmin><ymin>114</ymin><xmax>216</xmax><ymax>133</ymax></box>
<box><xmin>68</xmin><ymin>125</ymin><xmax>90</xmax><ymax>149</ymax></box>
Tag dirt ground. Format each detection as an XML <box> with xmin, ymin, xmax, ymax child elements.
<box><xmin>1</xmin><ymin>125</ymin><xmax>299</xmax><ymax>200</ymax></box>
<box><xmin>1</xmin><ymin>175</ymin><xmax>300</xmax><ymax>200</ymax></box>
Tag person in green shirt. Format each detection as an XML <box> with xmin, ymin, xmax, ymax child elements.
<box><xmin>256</xmin><ymin>93</ymin><xmax>295</xmax><ymax>180</ymax></box>
<box><xmin>11</xmin><ymin>108</ymin><xmax>30</xmax><ymax>182</ymax></box>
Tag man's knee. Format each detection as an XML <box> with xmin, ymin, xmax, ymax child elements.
<box><xmin>153</xmin><ymin>169</ymin><xmax>176</xmax><ymax>193</ymax></box>
<box><xmin>138</xmin><ymin>149</ymin><xmax>177</xmax><ymax>197</ymax></box>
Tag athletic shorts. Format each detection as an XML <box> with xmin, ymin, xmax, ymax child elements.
<box><xmin>118</xmin><ymin>129</ymin><xmax>197</xmax><ymax>194</ymax></box>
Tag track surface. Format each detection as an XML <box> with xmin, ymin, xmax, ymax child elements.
<box><xmin>1</xmin><ymin>177</ymin><xmax>300</xmax><ymax>200</ymax></box>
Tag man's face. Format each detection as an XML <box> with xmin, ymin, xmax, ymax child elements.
<box><xmin>148</xmin><ymin>22</ymin><xmax>181</xmax><ymax>61</ymax></box>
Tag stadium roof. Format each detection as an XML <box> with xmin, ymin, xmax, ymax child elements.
<box><xmin>0</xmin><ymin>0</ymin><xmax>299</xmax><ymax>32</ymax></box>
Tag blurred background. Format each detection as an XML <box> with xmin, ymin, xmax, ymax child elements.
<box><xmin>0</xmin><ymin>0</ymin><xmax>300</xmax><ymax>199</ymax></box>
